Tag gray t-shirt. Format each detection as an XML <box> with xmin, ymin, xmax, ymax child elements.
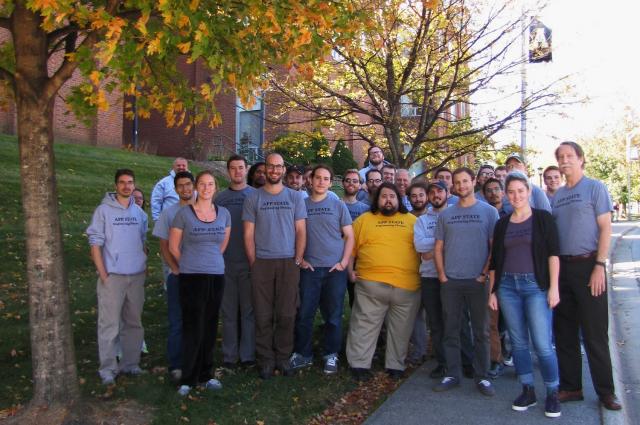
<box><xmin>305</xmin><ymin>196</ymin><xmax>352</xmax><ymax>267</ymax></box>
<box><xmin>171</xmin><ymin>205</ymin><xmax>231</xmax><ymax>274</ymax></box>
<box><xmin>215</xmin><ymin>186</ymin><xmax>256</xmax><ymax>263</ymax></box>
<box><xmin>152</xmin><ymin>202</ymin><xmax>182</xmax><ymax>240</ymax></box>
<box><xmin>435</xmin><ymin>201</ymin><xmax>499</xmax><ymax>279</ymax></box>
<box><xmin>242</xmin><ymin>187</ymin><xmax>307</xmax><ymax>259</ymax></box>
<box><xmin>551</xmin><ymin>176</ymin><xmax>612</xmax><ymax>255</ymax></box>
<box><xmin>503</xmin><ymin>216</ymin><xmax>534</xmax><ymax>274</ymax></box>
<box><xmin>344</xmin><ymin>199</ymin><xmax>370</xmax><ymax>221</ymax></box>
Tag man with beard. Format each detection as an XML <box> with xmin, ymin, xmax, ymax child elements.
<box><xmin>433</xmin><ymin>167</ymin><xmax>460</xmax><ymax>206</ymax></box>
<box><xmin>243</xmin><ymin>153</ymin><xmax>307</xmax><ymax>379</ymax></box>
<box><xmin>358</xmin><ymin>145</ymin><xmax>390</xmax><ymax>182</ymax></box>
<box><xmin>247</xmin><ymin>162</ymin><xmax>266</xmax><ymax>188</ymax></box>
<box><xmin>215</xmin><ymin>155</ymin><xmax>257</xmax><ymax>370</ymax></box>
<box><xmin>408</xmin><ymin>181</ymin><xmax>429</xmax><ymax>216</ymax></box>
<box><xmin>433</xmin><ymin>167</ymin><xmax>499</xmax><ymax>396</ymax></box>
<box><xmin>285</xmin><ymin>165</ymin><xmax>309</xmax><ymax>199</ymax></box>
<box><xmin>346</xmin><ymin>183</ymin><xmax>420</xmax><ymax>381</ymax></box>
<box><xmin>543</xmin><ymin>165</ymin><xmax>562</xmax><ymax>202</ymax></box>
<box><xmin>363</xmin><ymin>169</ymin><xmax>384</xmax><ymax>206</ymax></box>
<box><xmin>396</xmin><ymin>169</ymin><xmax>412</xmax><ymax>211</ymax></box>
<box><xmin>342</xmin><ymin>169</ymin><xmax>369</xmax><ymax>221</ymax></box>
<box><xmin>153</xmin><ymin>170</ymin><xmax>195</xmax><ymax>382</ymax></box>
<box><xmin>414</xmin><ymin>180</ymin><xmax>451</xmax><ymax>379</ymax></box>
<box><xmin>483</xmin><ymin>178</ymin><xmax>508</xmax><ymax>218</ymax></box>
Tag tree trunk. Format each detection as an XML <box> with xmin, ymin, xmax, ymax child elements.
<box><xmin>12</xmin><ymin>2</ymin><xmax>79</xmax><ymax>407</ymax></box>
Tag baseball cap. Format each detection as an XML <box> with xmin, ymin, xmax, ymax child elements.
<box><xmin>427</xmin><ymin>180</ymin><xmax>448</xmax><ymax>193</ymax></box>
<box><xmin>505</xmin><ymin>153</ymin><xmax>524</xmax><ymax>164</ymax></box>
<box><xmin>286</xmin><ymin>164</ymin><xmax>305</xmax><ymax>175</ymax></box>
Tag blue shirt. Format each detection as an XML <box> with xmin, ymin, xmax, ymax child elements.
<box><xmin>151</xmin><ymin>170</ymin><xmax>178</xmax><ymax>221</ymax></box>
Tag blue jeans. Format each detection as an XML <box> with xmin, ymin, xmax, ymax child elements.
<box><xmin>166</xmin><ymin>273</ymin><xmax>182</xmax><ymax>370</ymax></box>
<box><xmin>498</xmin><ymin>273</ymin><xmax>559</xmax><ymax>389</ymax></box>
<box><xmin>294</xmin><ymin>268</ymin><xmax>347</xmax><ymax>357</ymax></box>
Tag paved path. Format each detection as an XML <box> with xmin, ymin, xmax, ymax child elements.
<box><xmin>364</xmin><ymin>221</ymin><xmax>639</xmax><ymax>425</ymax></box>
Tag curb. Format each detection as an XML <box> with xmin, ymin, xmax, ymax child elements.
<box><xmin>603</xmin><ymin>223</ymin><xmax>638</xmax><ymax>425</ymax></box>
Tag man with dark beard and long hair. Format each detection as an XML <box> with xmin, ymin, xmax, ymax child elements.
<box><xmin>346</xmin><ymin>182</ymin><xmax>421</xmax><ymax>382</ymax></box>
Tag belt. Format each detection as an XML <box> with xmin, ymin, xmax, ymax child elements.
<box><xmin>559</xmin><ymin>251</ymin><xmax>597</xmax><ymax>263</ymax></box>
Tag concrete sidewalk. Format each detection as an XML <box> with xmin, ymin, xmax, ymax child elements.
<box><xmin>364</xmin><ymin>222</ymin><xmax>639</xmax><ymax>425</ymax></box>
<box><xmin>364</xmin><ymin>359</ymin><xmax>600</xmax><ymax>425</ymax></box>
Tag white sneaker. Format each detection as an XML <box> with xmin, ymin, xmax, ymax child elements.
<box><xmin>177</xmin><ymin>385</ymin><xmax>191</xmax><ymax>396</ymax></box>
<box><xmin>202</xmin><ymin>378</ymin><xmax>222</xmax><ymax>391</ymax></box>
<box><xmin>170</xmin><ymin>369</ymin><xmax>182</xmax><ymax>382</ymax></box>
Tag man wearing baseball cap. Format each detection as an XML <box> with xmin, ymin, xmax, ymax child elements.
<box><xmin>504</xmin><ymin>153</ymin><xmax>551</xmax><ymax>213</ymax></box>
<box><xmin>285</xmin><ymin>165</ymin><xmax>309</xmax><ymax>199</ymax></box>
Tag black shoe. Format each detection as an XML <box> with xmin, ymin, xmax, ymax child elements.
<box><xmin>429</xmin><ymin>365</ymin><xmax>447</xmax><ymax>379</ymax></box>
<box><xmin>487</xmin><ymin>361</ymin><xmax>504</xmax><ymax>379</ymax></box>
<box><xmin>259</xmin><ymin>364</ymin><xmax>274</xmax><ymax>380</ymax></box>
<box><xmin>222</xmin><ymin>362</ymin><xmax>237</xmax><ymax>370</ymax></box>
<box><xmin>545</xmin><ymin>390</ymin><xmax>562</xmax><ymax>418</ymax></box>
<box><xmin>351</xmin><ymin>367</ymin><xmax>372</xmax><ymax>382</ymax></box>
<box><xmin>386</xmin><ymin>368</ymin><xmax>404</xmax><ymax>380</ymax></box>
<box><xmin>462</xmin><ymin>364</ymin><xmax>474</xmax><ymax>379</ymax></box>
<box><xmin>599</xmin><ymin>394</ymin><xmax>622</xmax><ymax>411</ymax></box>
<box><xmin>241</xmin><ymin>360</ymin><xmax>256</xmax><ymax>368</ymax></box>
<box><xmin>512</xmin><ymin>385</ymin><xmax>537</xmax><ymax>411</ymax></box>
<box><xmin>276</xmin><ymin>360</ymin><xmax>294</xmax><ymax>377</ymax></box>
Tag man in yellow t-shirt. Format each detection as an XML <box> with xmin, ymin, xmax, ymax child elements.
<box><xmin>346</xmin><ymin>182</ymin><xmax>420</xmax><ymax>381</ymax></box>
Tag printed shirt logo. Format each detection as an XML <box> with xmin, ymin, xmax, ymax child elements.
<box><xmin>113</xmin><ymin>216</ymin><xmax>139</xmax><ymax>226</ymax></box>
<box><xmin>553</xmin><ymin>193</ymin><xmax>581</xmax><ymax>209</ymax></box>
<box><xmin>308</xmin><ymin>207</ymin><xmax>334</xmax><ymax>216</ymax></box>
<box><xmin>446</xmin><ymin>214</ymin><xmax>483</xmax><ymax>224</ymax></box>
<box><xmin>260</xmin><ymin>201</ymin><xmax>292</xmax><ymax>211</ymax></box>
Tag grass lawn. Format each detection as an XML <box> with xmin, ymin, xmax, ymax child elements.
<box><xmin>0</xmin><ymin>134</ymin><xmax>360</xmax><ymax>424</ymax></box>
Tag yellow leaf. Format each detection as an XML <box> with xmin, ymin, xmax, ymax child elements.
<box><xmin>89</xmin><ymin>70</ymin><xmax>101</xmax><ymax>86</ymax></box>
<box><xmin>177</xmin><ymin>41</ymin><xmax>191</xmax><ymax>54</ymax></box>
<box><xmin>227</xmin><ymin>73</ymin><xmax>236</xmax><ymax>86</ymax></box>
<box><xmin>189</xmin><ymin>0</ymin><xmax>200</xmax><ymax>11</ymax></box>
<box><xmin>135</xmin><ymin>12</ymin><xmax>150</xmax><ymax>35</ymax></box>
<box><xmin>147</xmin><ymin>36</ymin><xmax>162</xmax><ymax>55</ymax></box>
<box><xmin>178</xmin><ymin>14</ymin><xmax>190</xmax><ymax>29</ymax></box>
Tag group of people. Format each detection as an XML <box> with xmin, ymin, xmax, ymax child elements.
<box><xmin>86</xmin><ymin>141</ymin><xmax>622</xmax><ymax>417</ymax></box>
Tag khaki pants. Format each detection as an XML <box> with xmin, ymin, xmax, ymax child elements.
<box><xmin>97</xmin><ymin>273</ymin><xmax>145</xmax><ymax>379</ymax></box>
<box><xmin>346</xmin><ymin>280</ymin><xmax>420</xmax><ymax>371</ymax></box>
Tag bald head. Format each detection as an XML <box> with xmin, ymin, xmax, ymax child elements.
<box><xmin>173</xmin><ymin>157</ymin><xmax>189</xmax><ymax>173</ymax></box>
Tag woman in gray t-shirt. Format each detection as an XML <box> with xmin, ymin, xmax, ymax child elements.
<box><xmin>169</xmin><ymin>171</ymin><xmax>230</xmax><ymax>397</ymax></box>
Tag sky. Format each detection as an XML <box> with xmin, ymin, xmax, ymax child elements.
<box><xmin>481</xmin><ymin>0</ymin><xmax>640</xmax><ymax>167</ymax></box>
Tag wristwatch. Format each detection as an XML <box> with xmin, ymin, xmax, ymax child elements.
<box><xmin>295</xmin><ymin>258</ymin><xmax>302</xmax><ymax>267</ymax></box>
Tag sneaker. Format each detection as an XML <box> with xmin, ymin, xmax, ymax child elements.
<box><xmin>429</xmin><ymin>365</ymin><xmax>447</xmax><ymax>379</ymax></box>
<box><xmin>259</xmin><ymin>364</ymin><xmax>274</xmax><ymax>380</ymax></box>
<box><xmin>476</xmin><ymin>379</ymin><xmax>496</xmax><ymax>397</ymax></box>
<box><xmin>323</xmin><ymin>355</ymin><xmax>339</xmax><ymax>375</ymax></box>
<box><xmin>545</xmin><ymin>390</ymin><xmax>562</xmax><ymax>418</ymax></box>
<box><xmin>488</xmin><ymin>361</ymin><xmax>504</xmax><ymax>379</ymax></box>
<box><xmin>141</xmin><ymin>340</ymin><xmax>149</xmax><ymax>355</ymax></box>
<box><xmin>240</xmin><ymin>360</ymin><xmax>256</xmax><ymax>368</ymax></box>
<box><xmin>201</xmin><ymin>378</ymin><xmax>222</xmax><ymax>391</ymax></box>
<box><xmin>169</xmin><ymin>369</ymin><xmax>182</xmax><ymax>383</ymax></box>
<box><xmin>277</xmin><ymin>360</ymin><xmax>294</xmax><ymax>377</ymax></box>
<box><xmin>177</xmin><ymin>385</ymin><xmax>191</xmax><ymax>396</ymax></box>
<box><xmin>123</xmin><ymin>366</ymin><xmax>146</xmax><ymax>376</ymax></box>
<box><xmin>289</xmin><ymin>353</ymin><xmax>313</xmax><ymax>370</ymax></box>
<box><xmin>512</xmin><ymin>384</ymin><xmax>537</xmax><ymax>411</ymax></box>
<box><xmin>101</xmin><ymin>372</ymin><xmax>116</xmax><ymax>386</ymax></box>
<box><xmin>503</xmin><ymin>356</ymin><xmax>514</xmax><ymax>367</ymax></box>
<box><xmin>433</xmin><ymin>376</ymin><xmax>460</xmax><ymax>392</ymax></box>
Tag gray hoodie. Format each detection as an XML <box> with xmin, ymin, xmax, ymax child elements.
<box><xmin>87</xmin><ymin>193</ymin><xmax>148</xmax><ymax>275</ymax></box>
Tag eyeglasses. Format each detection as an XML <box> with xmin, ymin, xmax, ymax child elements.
<box><xmin>266</xmin><ymin>164</ymin><xmax>284</xmax><ymax>170</ymax></box>
<box><xmin>176</xmin><ymin>182</ymin><xmax>193</xmax><ymax>189</ymax></box>
<box><xmin>484</xmin><ymin>187</ymin><xmax>502</xmax><ymax>193</ymax></box>
<box><xmin>479</xmin><ymin>171</ymin><xmax>494</xmax><ymax>177</ymax></box>
<box><xmin>367</xmin><ymin>179</ymin><xmax>382</xmax><ymax>184</ymax></box>
<box><xmin>344</xmin><ymin>179</ymin><xmax>360</xmax><ymax>184</ymax></box>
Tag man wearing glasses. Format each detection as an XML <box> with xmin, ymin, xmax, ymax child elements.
<box><xmin>363</xmin><ymin>169</ymin><xmax>384</xmax><ymax>206</ymax></box>
<box><xmin>243</xmin><ymin>153</ymin><xmax>307</xmax><ymax>379</ymax></box>
<box><xmin>358</xmin><ymin>146</ymin><xmax>391</xmax><ymax>182</ymax></box>
<box><xmin>475</xmin><ymin>164</ymin><xmax>495</xmax><ymax>203</ymax></box>
<box><xmin>342</xmin><ymin>169</ymin><xmax>369</xmax><ymax>221</ymax></box>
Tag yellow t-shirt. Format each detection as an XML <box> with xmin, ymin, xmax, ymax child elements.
<box><xmin>352</xmin><ymin>211</ymin><xmax>420</xmax><ymax>291</ymax></box>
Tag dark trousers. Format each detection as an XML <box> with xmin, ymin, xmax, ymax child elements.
<box><xmin>179</xmin><ymin>273</ymin><xmax>225</xmax><ymax>386</ymax></box>
<box><xmin>251</xmin><ymin>258</ymin><xmax>299</xmax><ymax>366</ymax></box>
<box><xmin>554</xmin><ymin>259</ymin><xmax>615</xmax><ymax>397</ymax></box>
<box><xmin>441</xmin><ymin>279</ymin><xmax>490</xmax><ymax>379</ymax></box>
<box><xmin>422</xmin><ymin>277</ymin><xmax>446</xmax><ymax>366</ymax></box>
